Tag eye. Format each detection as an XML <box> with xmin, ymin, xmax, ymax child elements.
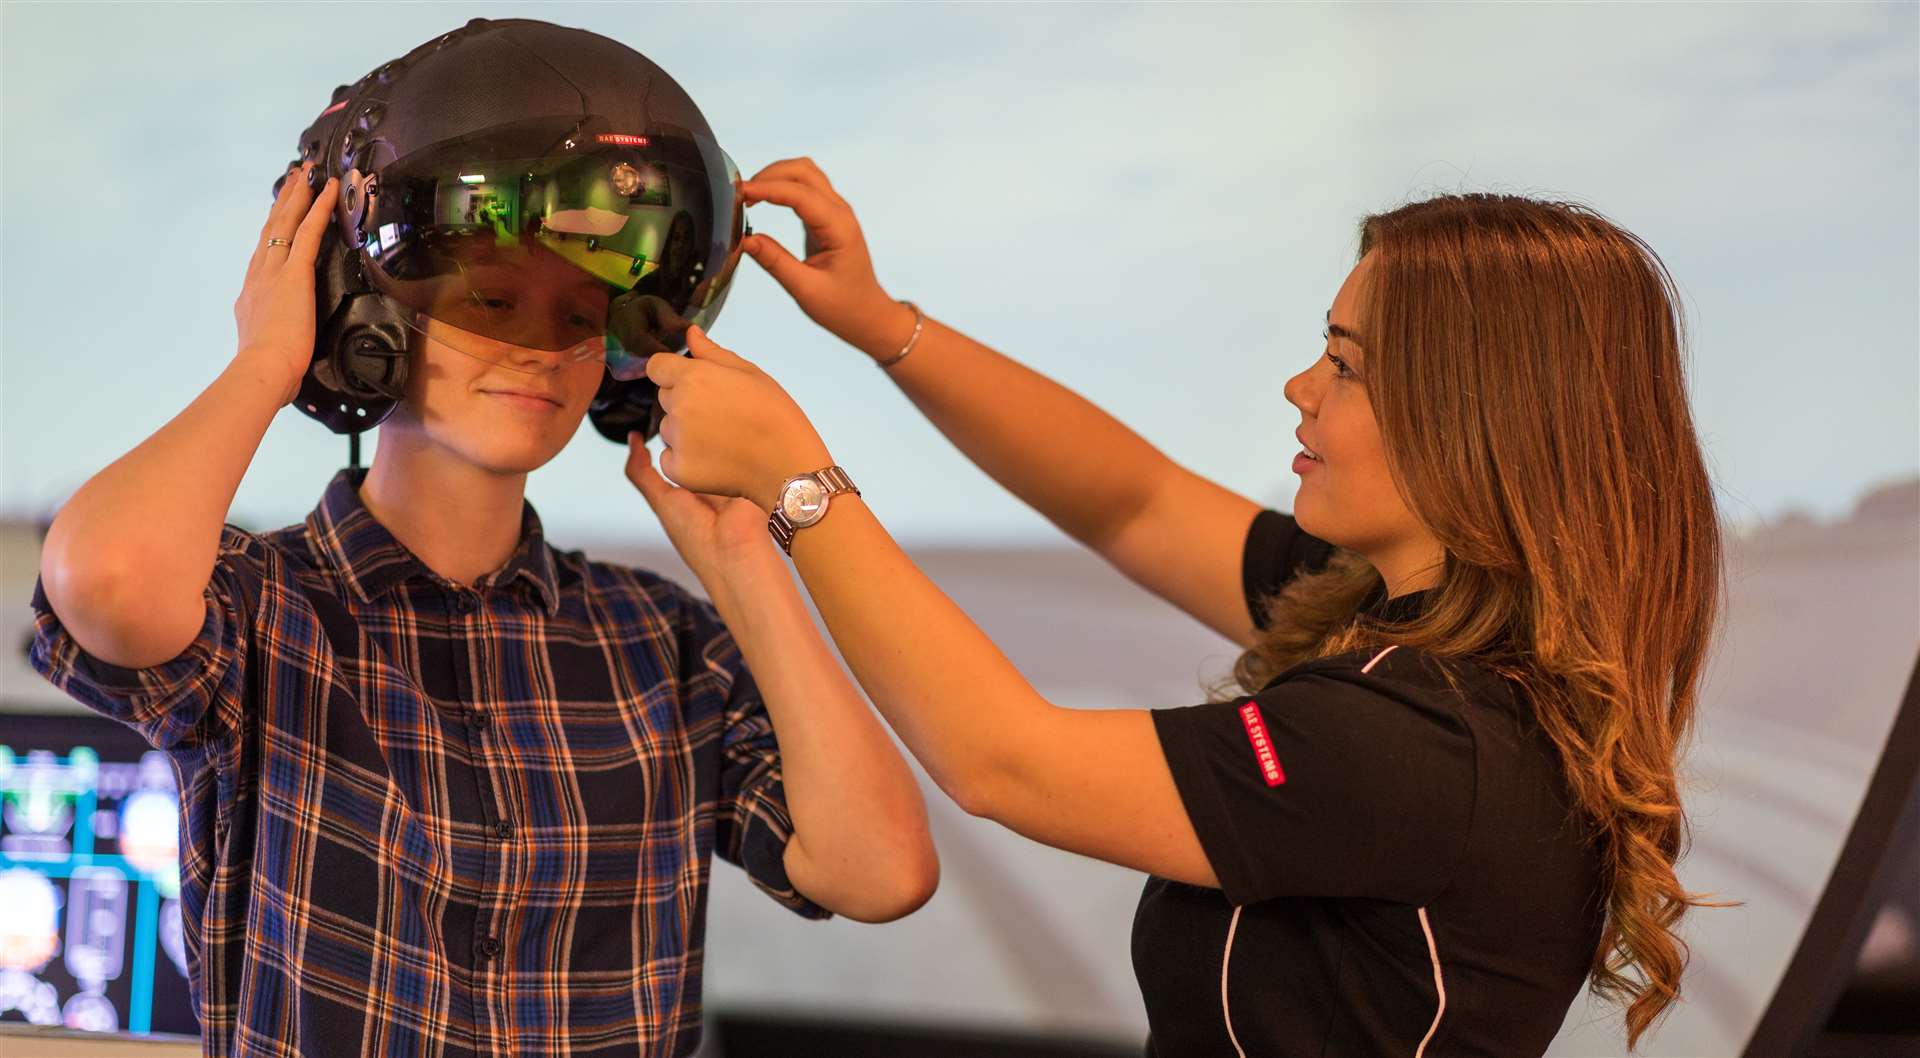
<box><xmin>1320</xmin><ymin>330</ymin><xmax>1355</xmax><ymax>380</ymax></box>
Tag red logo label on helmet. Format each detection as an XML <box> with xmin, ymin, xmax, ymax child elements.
<box><xmin>1239</xmin><ymin>700</ymin><xmax>1285</xmax><ymax>786</ymax></box>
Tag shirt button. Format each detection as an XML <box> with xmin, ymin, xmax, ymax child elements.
<box><xmin>494</xmin><ymin>822</ymin><xmax>512</xmax><ymax>840</ymax></box>
<box><xmin>455</xmin><ymin>594</ymin><xmax>478</xmax><ymax>614</ymax></box>
<box><xmin>467</xmin><ymin>710</ymin><xmax>490</xmax><ymax>730</ymax></box>
<box><xmin>477</xmin><ymin>936</ymin><xmax>500</xmax><ymax>960</ymax></box>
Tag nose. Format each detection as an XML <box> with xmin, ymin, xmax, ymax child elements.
<box><xmin>502</xmin><ymin>334</ymin><xmax>572</xmax><ymax>375</ymax></box>
<box><xmin>1283</xmin><ymin>359</ymin><xmax>1320</xmax><ymax>416</ymax></box>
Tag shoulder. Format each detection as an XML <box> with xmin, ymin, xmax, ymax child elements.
<box><xmin>1270</xmin><ymin>642</ymin><xmax>1474</xmax><ymax>707</ymax></box>
<box><xmin>1220</xmin><ymin>645</ymin><xmax>1532</xmax><ymax>772</ymax></box>
<box><xmin>208</xmin><ymin>522</ymin><xmax>312</xmax><ymax>606</ymax></box>
<box><xmin>1274</xmin><ymin>643</ymin><xmax>1518</xmax><ymax>718</ymax></box>
<box><xmin>552</xmin><ymin>549</ymin><xmax>728</xmax><ymax>642</ymax></box>
<box><xmin>565</xmin><ymin>551</ymin><xmax>701</xmax><ymax>607</ymax></box>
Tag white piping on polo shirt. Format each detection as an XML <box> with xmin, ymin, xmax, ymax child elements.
<box><xmin>1361</xmin><ymin>644</ymin><xmax>1449</xmax><ymax>1055</ymax></box>
<box><xmin>1361</xmin><ymin>643</ymin><xmax>1400</xmax><ymax>673</ymax></box>
<box><xmin>1414</xmin><ymin>906</ymin><xmax>1448</xmax><ymax>1057</ymax></box>
<box><xmin>1217</xmin><ymin>644</ymin><xmax>1450</xmax><ymax>1055</ymax></box>
<box><xmin>1222</xmin><ymin>904</ymin><xmax>1249</xmax><ymax>1058</ymax></box>
<box><xmin>1221</xmin><ymin>903</ymin><xmax>1449</xmax><ymax>1058</ymax></box>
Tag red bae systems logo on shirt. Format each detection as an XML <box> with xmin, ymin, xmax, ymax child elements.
<box><xmin>1238</xmin><ymin>700</ymin><xmax>1286</xmax><ymax>786</ymax></box>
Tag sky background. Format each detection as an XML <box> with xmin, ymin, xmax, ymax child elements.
<box><xmin>2</xmin><ymin>2</ymin><xmax>1915</xmax><ymax>547</ymax></box>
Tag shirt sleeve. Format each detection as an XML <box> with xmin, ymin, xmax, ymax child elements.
<box><xmin>1150</xmin><ymin>651</ymin><xmax>1477</xmax><ymax>907</ymax></box>
<box><xmin>676</xmin><ymin>591</ymin><xmax>832</xmax><ymax>921</ymax></box>
<box><xmin>25</xmin><ymin>524</ymin><xmax>266</xmax><ymax>751</ymax></box>
<box><xmin>1242</xmin><ymin>509</ymin><xmax>1338</xmax><ymax>631</ymax></box>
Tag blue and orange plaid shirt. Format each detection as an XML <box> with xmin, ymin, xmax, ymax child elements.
<box><xmin>26</xmin><ymin>466</ymin><xmax>828</xmax><ymax>1057</ymax></box>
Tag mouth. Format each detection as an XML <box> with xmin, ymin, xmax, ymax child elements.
<box><xmin>483</xmin><ymin>389</ymin><xmax>563</xmax><ymax>409</ymax></box>
<box><xmin>1295</xmin><ymin>432</ymin><xmax>1323</xmax><ymax>462</ymax></box>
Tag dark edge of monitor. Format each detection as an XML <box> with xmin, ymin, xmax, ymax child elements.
<box><xmin>1743</xmin><ymin>648</ymin><xmax>1920</xmax><ymax>1056</ymax></box>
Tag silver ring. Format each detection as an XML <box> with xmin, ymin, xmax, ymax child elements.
<box><xmin>265</xmin><ymin>237</ymin><xmax>292</xmax><ymax>248</ymax></box>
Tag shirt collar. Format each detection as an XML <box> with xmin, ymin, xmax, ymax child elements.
<box><xmin>1360</xmin><ymin>580</ymin><xmax>1434</xmax><ymax>624</ymax></box>
<box><xmin>306</xmin><ymin>466</ymin><xmax>562</xmax><ymax>617</ymax></box>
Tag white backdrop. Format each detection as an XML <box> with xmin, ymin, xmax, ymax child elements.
<box><xmin>2</xmin><ymin>3</ymin><xmax>1915</xmax><ymax>545</ymax></box>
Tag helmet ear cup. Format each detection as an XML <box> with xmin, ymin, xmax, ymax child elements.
<box><xmin>293</xmin><ymin>221</ymin><xmax>412</xmax><ymax>433</ymax></box>
<box><xmin>324</xmin><ymin>299</ymin><xmax>410</xmax><ymax>402</ymax></box>
<box><xmin>587</xmin><ymin>374</ymin><xmax>663</xmax><ymax>445</ymax></box>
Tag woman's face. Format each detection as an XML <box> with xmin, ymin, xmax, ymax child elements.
<box><xmin>382</xmin><ymin>313</ymin><xmax>607</xmax><ymax>476</ymax></box>
<box><xmin>1283</xmin><ymin>252</ymin><xmax>1433</xmax><ymax>563</ymax></box>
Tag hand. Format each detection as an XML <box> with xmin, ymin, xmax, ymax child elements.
<box><xmin>233</xmin><ymin>162</ymin><xmax>340</xmax><ymax>404</ymax></box>
<box><xmin>625</xmin><ymin>433</ymin><xmax>783</xmax><ymax>591</ymax></box>
<box><xmin>739</xmin><ymin>157</ymin><xmax>920</xmax><ymax>363</ymax></box>
<box><xmin>642</xmin><ymin>325</ymin><xmax>834</xmax><ymax>512</ymax></box>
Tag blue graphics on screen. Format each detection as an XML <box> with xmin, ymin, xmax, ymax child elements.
<box><xmin>0</xmin><ymin>716</ymin><xmax>199</xmax><ymax>1036</ymax></box>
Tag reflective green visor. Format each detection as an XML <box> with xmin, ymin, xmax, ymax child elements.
<box><xmin>357</xmin><ymin>115</ymin><xmax>744</xmax><ymax>379</ymax></box>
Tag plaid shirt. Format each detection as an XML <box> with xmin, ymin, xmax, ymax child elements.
<box><xmin>26</xmin><ymin>466</ymin><xmax>827</xmax><ymax>1057</ymax></box>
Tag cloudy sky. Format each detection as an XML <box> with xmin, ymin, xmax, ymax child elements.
<box><xmin>3</xmin><ymin>3</ymin><xmax>1914</xmax><ymax>547</ymax></box>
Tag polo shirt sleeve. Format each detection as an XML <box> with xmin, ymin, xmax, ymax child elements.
<box><xmin>1150</xmin><ymin>653</ymin><xmax>1477</xmax><ymax>907</ymax></box>
<box><xmin>677</xmin><ymin>593</ymin><xmax>832</xmax><ymax>921</ymax></box>
<box><xmin>1243</xmin><ymin>509</ymin><xmax>1338</xmax><ymax>631</ymax></box>
<box><xmin>25</xmin><ymin>524</ymin><xmax>266</xmax><ymax>751</ymax></box>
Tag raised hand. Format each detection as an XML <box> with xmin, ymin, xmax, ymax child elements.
<box><xmin>234</xmin><ymin>162</ymin><xmax>339</xmax><ymax>404</ymax></box>
<box><xmin>624</xmin><ymin>431</ymin><xmax>780</xmax><ymax>592</ymax></box>
<box><xmin>739</xmin><ymin>157</ymin><xmax>918</xmax><ymax>362</ymax></box>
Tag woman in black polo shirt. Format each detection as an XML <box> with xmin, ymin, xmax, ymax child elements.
<box><xmin>628</xmin><ymin>165</ymin><xmax>1724</xmax><ymax>1055</ymax></box>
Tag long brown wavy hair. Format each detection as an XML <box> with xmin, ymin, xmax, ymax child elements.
<box><xmin>1216</xmin><ymin>193</ymin><xmax>1730</xmax><ymax>1049</ymax></box>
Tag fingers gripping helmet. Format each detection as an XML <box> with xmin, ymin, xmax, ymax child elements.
<box><xmin>274</xmin><ymin>17</ymin><xmax>748</xmax><ymax>443</ymax></box>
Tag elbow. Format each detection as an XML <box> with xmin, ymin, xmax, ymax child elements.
<box><xmin>844</xmin><ymin>837</ymin><xmax>941</xmax><ymax>924</ymax></box>
<box><xmin>942</xmin><ymin>761</ymin><xmax>1009</xmax><ymax>824</ymax></box>
<box><xmin>947</xmin><ymin>779</ymin><xmax>997</xmax><ymax>822</ymax></box>
<box><xmin>789</xmin><ymin>827</ymin><xmax>942</xmax><ymax>924</ymax></box>
<box><xmin>901</xmin><ymin>839</ymin><xmax>941</xmax><ymax>913</ymax></box>
<box><xmin>40</xmin><ymin>540</ymin><xmax>161</xmax><ymax>635</ymax></box>
<box><xmin>38</xmin><ymin>557</ymin><xmax>206</xmax><ymax>672</ymax></box>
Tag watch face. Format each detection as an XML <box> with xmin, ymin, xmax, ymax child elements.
<box><xmin>780</xmin><ymin>477</ymin><xmax>828</xmax><ymax>525</ymax></box>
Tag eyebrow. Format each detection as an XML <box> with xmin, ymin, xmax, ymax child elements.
<box><xmin>1324</xmin><ymin>310</ymin><xmax>1365</xmax><ymax>349</ymax></box>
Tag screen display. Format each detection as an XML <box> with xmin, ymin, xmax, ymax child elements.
<box><xmin>0</xmin><ymin>713</ymin><xmax>198</xmax><ymax>1036</ymax></box>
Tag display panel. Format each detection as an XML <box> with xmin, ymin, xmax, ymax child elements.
<box><xmin>0</xmin><ymin>713</ymin><xmax>198</xmax><ymax>1036</ymax></box>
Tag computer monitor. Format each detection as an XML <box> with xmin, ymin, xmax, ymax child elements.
<box><xmin>0</xmin><ymin>712</ymin><xmax>199</xmax><ymax>1037</ymax></box>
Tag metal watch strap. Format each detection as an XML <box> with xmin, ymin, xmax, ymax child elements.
<box><xmin>768</xmin><ymin>465</ymin><xmax>860</xmax><ymax>555</ymax></box>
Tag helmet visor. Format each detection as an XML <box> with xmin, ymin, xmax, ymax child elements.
<box><xmin>357</xmin><ymin>115</ymin><xmax>745</xmax><ymax>380</ymax></box>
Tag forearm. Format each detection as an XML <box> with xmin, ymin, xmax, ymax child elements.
<box><xmin>707</xmin><ymin>554</ymin><xmax>937</xmax><ymax>920</ymax></box>
<box><xmin>848</xmin><ymin>306</ymin><xmax>1180</xmax><ymax>550</ymax></box>
<box><xmin>41</xmin><ymin>354</ymin><xmax>289</xmax><ymax>652</ymax></box>
<box><xmin>779</xmin><ymin>492</ymin><xmax>1053</xmax><ymax>816</ymax></box>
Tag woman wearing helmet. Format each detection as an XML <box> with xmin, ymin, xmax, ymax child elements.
<box><xmin>26</xmin><ymin>21</ymin><xmax>936</xmax><ymax>1058</ymax></box>
<box><xmin>633</xmin><ymin>158</ymin><xmax>1726</xmax><ymax>1056</ymax></box>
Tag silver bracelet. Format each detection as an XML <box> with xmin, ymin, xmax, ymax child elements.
<box><xmin>875</xmin><ymin>299</ymin><xmax>925</xmax><ymax>369</ymax></box>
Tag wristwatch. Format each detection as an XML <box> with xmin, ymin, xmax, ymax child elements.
<box><xmin>768</xmin><ymin>464</ymin><xmax>860</xmax><ymax>555</ymax></box>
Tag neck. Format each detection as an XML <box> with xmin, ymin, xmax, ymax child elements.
<box><xmin>357</xmin><ymin>427</ymin><xmax>528</xmax><ymax>588</ymax></box>
<box><xmin>1368</xmin><ymin>534</ymin><xmax>1447</xmax><ymax>599</ymax></box>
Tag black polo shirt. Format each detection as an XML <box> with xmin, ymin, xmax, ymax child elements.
<box><xmin>1131</xmin><ymin>509</ymin><xmax>1604</xmax><ymax>1057</ymax></box>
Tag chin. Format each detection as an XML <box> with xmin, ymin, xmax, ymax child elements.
<box><xmin>1293</xmin><ymin>489</ymin><xmax>1321</xmax><ymax>534</ymax></box>
<box><xmin>1292</xmin><ymin>493</ymin><xmax>1344</xmax><ymax>549</ymax></box>
<box><xmin>451</xmin><ymin>425</ymin><xmax>576</xmax><ymax>475</ymax></box>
